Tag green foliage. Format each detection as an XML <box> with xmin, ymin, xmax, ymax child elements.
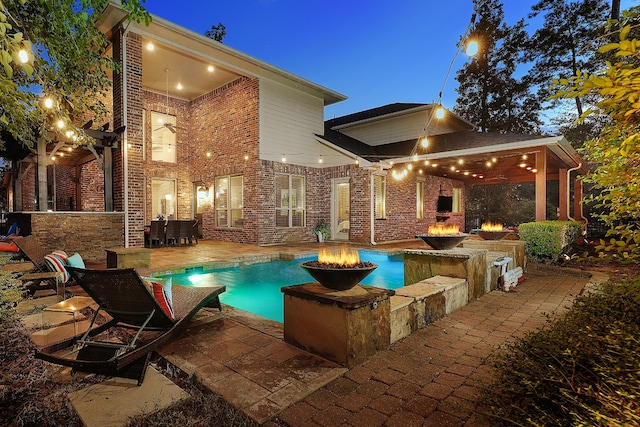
<box><xmin>593</xmin><ymin>224</ymin><xmax>640</xmax><ymax>264</ymax></box>
<box><xmin>0</xmin><ymin>0</ymin><xmax>150</xmax><ymax>149</ymax></box>
<box><xmin>519</xmin><ymin>220</ymin><xmax>582</xmax><ymax>261</ymax></box>
<box><xmin>313</xmin><ymin>219</ymin><xmax>330</xmax><ymax>238</ymax></box>
<box><xmin>527</xmin><ymin>0</ymin><xmax>609</xmax><ymax>116</ymax></box>
<box><xmin>0</xmin><ymin>269</ymin><xmax>25</xmax><ymax>327</ymax></box>
<box><xmin>550</xmin><ymin>9</ymin><xmax>640</xmax><ymax>264</ymax></box>
<box><xmin>480</xmin><ymin>279</ymin><xmax>640</xmax><ymax>426</ymax></box>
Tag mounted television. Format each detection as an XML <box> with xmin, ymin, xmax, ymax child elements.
<box><xmin>437</xmin><ymin>196</ymin><xmax>453</xmax><ymax>213</ymax></box>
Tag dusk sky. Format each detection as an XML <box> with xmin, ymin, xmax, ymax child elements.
<box><xmin>144</xmin><ymin>0</ymin><xmax>636</xmax><ymax>120</ymax></box>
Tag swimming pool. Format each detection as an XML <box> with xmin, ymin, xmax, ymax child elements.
<box><xmin>160</xmin><ymin>251</ymin><xmax>404</xmax><ymax>322</ymax></box>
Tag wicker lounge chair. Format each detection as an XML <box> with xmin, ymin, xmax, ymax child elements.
<box><xmin>35</xmin><ymin>267</ymin><xmax>225</xmax><ymax>384</ymax></box>
<box><xmin>12</xmin><ymin>235</ymin><xmax>64</xmax><ymax>292</ymax></box>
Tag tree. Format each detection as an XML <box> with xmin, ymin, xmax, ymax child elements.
<box><xmin>0</xmin><ymin>0</ymin><xmax>150</xmax><ymax>150</ymax></box>
<box><xmin>454</xmin><ymin>0</ymin><xmax>541</xmax><ymax>134</ymax></box>
<box><xmin>204</xmin><ymin>23</ymin><xmax>226</xmax><ymax>43</ymax></box>
<box><xmin>552</xmin><ymin>8</ymin><xmax>640</xmax><ymax>261</ymax></box>
<box><xmin>526</xmin><ymin>0</ymin><xmax>609</xmax><ymax>117</ymax></box>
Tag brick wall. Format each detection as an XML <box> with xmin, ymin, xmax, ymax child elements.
<box><xmin>80</xmin><ymin>160</ymin><xmax>106</xmax><ymax>211</ymax></box>
<box><xmin>188</xmin><ymin>77</ymin><xmax>260</xmax><ymax>244</ymax></box>
<box><xmin>12</xmin><ymin>22</ymin><xmax>470</xmax><ymax>249</ymax></box>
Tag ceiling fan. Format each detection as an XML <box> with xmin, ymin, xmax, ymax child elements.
<box><xmin>154</xmin><ymin>68</ymin><xmax>177</xmax><ymax>134</ymax></box>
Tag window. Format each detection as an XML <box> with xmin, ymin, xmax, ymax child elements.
<box><xmin>215</xmin><ymin>175</ymin><xmax>243</xmax><ymax>227</ymax></box>
<box><xmin>416</xmin><ymin>180</ymin><xmax>424</xmax><ymax>219</ymax></box>
<box><xmin>374</xmin><ymin>174</ymin><xmax>386</xmax><ymax>219</ymax></box>
<box><xmin>276</xmin><ymin>174</ymin><xmax>305</xmax><ymax>227</ymax></box>
<box><xmin>151</xmin><ymin>178</ymin><xmax>176</xmax><ymax>220</ymax></box>
<box><xmin>151</xmin><ymin>111</ymin><xmax>176</xmax><ymax>163</ymax></box>
<box><xmin>452</xmin><ymin>187</ymin><xmax>462</xmax><ymax>213</ymax></box>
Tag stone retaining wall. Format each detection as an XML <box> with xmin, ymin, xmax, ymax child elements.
<box><xmin>8</xmin><ymin>212</ymin><xmax>125</xmax><ymax>261</ymax></box>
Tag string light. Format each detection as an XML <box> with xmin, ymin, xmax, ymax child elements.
<box><xmin>18</xmin><ymin>47</ymin><xmax>28</xmax><ymax>63</ymax></box>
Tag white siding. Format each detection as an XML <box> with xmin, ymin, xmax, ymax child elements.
<box><xmin>339</xmin><ymin>110</ymin><xmax>472</xmax><ymax>146</ymax></box>
<box><xmin>260</xmin><ymin>79</ymin><xmax>354</xmax><ymax>167</ymax></box>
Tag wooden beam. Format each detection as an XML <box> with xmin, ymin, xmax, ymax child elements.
<box><xmin>37</xmin><ymin>139</ymin><xmax>48</xmax><ymax>211</ymax></box>
<box><xmin>535</xmin><ymin>149</ymin><xmax>547</xmax><ymax>221</ymax></box>
<box><xmin>104</xmin><ymin>146</ymin><xmax>113</xmax><ymax>211</ymax></box>
<box><xmin>558</xmin><ymin>168</ymin><xmax>568</xmax><ymax>221</ymax></box>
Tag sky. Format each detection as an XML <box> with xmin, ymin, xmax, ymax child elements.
<box><xmin>144</xmin><ymin>0</ymin><xmax>637</xmax><ymax>120</ymax></box>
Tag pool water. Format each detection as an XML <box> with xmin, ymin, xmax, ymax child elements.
<box><xmin>160</xmin><ymin>251</ymin><xmax>404</xmax><ymax>322</ymax></box>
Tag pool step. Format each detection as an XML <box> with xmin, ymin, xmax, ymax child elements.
<box><xmin>390</xmin><ymin>275</ymin><xmax>468</xmax><ymax>343</ymax></box>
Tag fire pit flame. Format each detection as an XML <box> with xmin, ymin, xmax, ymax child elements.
<box><xmin>481</xmin><ymin>222</ymin><xmax>504</xmax><ymax>232</ymax></box>
<box><xmin>301</xmin><ymin>247</ymin><xmax>377</xmax><ymax>291</ymax></box>
<box><xmin>317</xmin><ymin>247</ymin><xmax>360</xmax><ymax>267</ymax></box>
<box><xmin>427</xmin><ymin>223</ymin><xmax>461</xmax><ymax>235</ymax></box>
<box><xmin>478</xmin><ymin>221</ymin><xmax>513</xmax><ymax>240</ymax></box>
<box><xmin>417</xmin><ymin>223</ymin><xmax>469</xmax><ymax>250</ymax></box>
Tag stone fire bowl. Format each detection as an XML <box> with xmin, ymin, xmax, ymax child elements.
<box><xmin>300</xmin><ymin>262</ymin><xmax>378</xmax><ymax>291</ymax></box>
<box><xmin>416</xmin><ymin>234</ymin><xmax>469</xmax><ymax>250</ymax></box>
<box><xmin>477</xmin><ymin>230</ymin><xmax>513</xmax><ymax>241</ymax></box>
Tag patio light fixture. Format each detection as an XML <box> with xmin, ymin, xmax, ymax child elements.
<box><xmin>392</xmin><ymin>6</ymin><xmax>481</xmax><ymax>181</ymax></box>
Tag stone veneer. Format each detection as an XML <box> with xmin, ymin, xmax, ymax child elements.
<box><xmin>9</xmin><ymin>212</ymin><xmax>124</xmax><ymax>262</ymax></box>
<box><xmin>404</xmin><ymin>248</ymin><xmax>488</xmax><ymax>302</ymax></box>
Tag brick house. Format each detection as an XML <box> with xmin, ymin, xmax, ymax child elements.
<box><xmin>3</xmin><ymin>2</ymin><xmax>588</xmax><ymax>250</ymax></box>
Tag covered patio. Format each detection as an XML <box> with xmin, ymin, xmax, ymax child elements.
<box><xmin>363</xmin><ymin>130</ymin><xmax>588</xmax><ymax>222</ymax></box>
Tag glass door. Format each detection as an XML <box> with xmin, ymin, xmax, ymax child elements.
<box><xmin>332</xmin><ymin>178</ymin><xmax>350</xmax><ymax>241</ymax></box>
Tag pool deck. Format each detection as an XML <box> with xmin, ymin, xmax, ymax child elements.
<box><xmin>50</xmin><ymin>239</ymin><xmax>602</xmax><ymax>425</ymax></box>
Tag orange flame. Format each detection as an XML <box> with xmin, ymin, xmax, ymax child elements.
<box><xmin>427</xmin><ymin>223</ymin><xmax>460</xmax><ymax>235</ymax></box>
<box><xmin>481</xmin><ymin>222</ymin><xmax>504</xmax><ymax>231</ymax></box>
<box><xmin>318</xmin><ymin>246</ymin><xmax>360</xmax><ymax>266</ymax></box>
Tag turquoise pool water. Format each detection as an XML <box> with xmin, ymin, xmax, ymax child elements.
<box><xmin>160</xmin><ymin>251</ymin><xmax>404</xmax><ymax>322</ymax></box>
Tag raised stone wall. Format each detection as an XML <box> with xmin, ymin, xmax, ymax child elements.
<box><xmin>10</xmin><ymin>212</ymin><xmax>124</xmax><ymax>262</ymax></box>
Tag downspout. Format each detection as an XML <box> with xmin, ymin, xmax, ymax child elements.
<box><xmin>121</xmin><ymin>22</ymin><xmax>131</xmax><ymax>247</ymax></box>
<box><xmin>566</xmin><ymin>163</ymin><xmax>582</xmax><ymax>222</ymax></box>
<box><xmin>370</xmin><ymin>173</ymin><xmax>376</xmax><ymax>245</ymax></box>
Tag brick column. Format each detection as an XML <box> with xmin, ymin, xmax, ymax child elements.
<box><xmin>113</xmin><ymin>27</ymin><xmax>145</xmax><ymax>247</ymax></box>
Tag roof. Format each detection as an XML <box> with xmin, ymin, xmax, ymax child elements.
<box><xmin>326</xmin><ymin>103</ymin><xmax>428</xmax><ymax>128</ymax></box>
<box><xmin>100</xmin><ymin>1</ymin><xmax>347</xmax><ymax>106</ymax></box>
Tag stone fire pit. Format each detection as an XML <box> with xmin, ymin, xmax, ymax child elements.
<box><xmin>477</xmin><ymin>230</ymin><xmax>513</xmax><ymax>241</ymax></box>
<box><xmin>416</xmin><ymin>234</ymin><xmax>469</xmax><ymax>250</ymax></box>
<box><xmin>301</xmin><ymin>261</ymin><xmax>377</xmax><ymax>291</ymax></box>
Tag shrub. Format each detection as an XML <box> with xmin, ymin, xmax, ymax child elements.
<box><xmin>519</xmin><ymin>220</ymin><xmax>582</xmax><ymax>261</ymax></box>
<box><xmin>479</xmin><ymin>279</ymin><xmax>640</xmax><ymax>426</ymax></box>
<box><xmin>593</xmin><ymin>224</ymin><xmax>640</xmax><ymax>264</ymax></box>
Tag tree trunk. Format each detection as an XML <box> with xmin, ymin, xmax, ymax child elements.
<box><xmin>611</xmin><ymin>0</ymin><xmax>620</xmax><ymax>20</ymax></box>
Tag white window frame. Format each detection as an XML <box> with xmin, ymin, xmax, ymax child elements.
<box><xmin>215</xmin><ymin>175</ymin><xmax>244</xmax><ymax>228</ymax></box>
<box><xmin>151</xmin><ymin>178</ymin><xmax>177</xmax><ymax>220</ymax></box>
<box><xmin>275</xmin><ymin>173</ymin><xmax>305</xmax><ymax>228</ymax></box>
<box><xmin>150</xmin><ymin>111</ymin><xmax>177</xmax><ymax>163</ymax></box>
<box><xmin>453</xmin><ymin>187</ymin><xmax>462</xmax><ymax>213</ymax></box>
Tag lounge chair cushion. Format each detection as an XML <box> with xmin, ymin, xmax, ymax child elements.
<box><xmin>66</xmin><ymin>253</ymin><xmax>85</xmax><ymax>268</ymax></box>
<box><xmin>142</xmin><ymin>276</ymin><xmax>174</xmax><ymax>319</ymax></box>
<box><xmin>43</xmin><ymin>251</ymin><xmax>70</xmax><ymax>283</ymax></box>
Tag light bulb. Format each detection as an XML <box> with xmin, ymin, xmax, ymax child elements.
<box><xmin>465</xmin><ymin>40</ymin><xmax>479</xmax><ymax>56</ymax></box>
<box><xmin>435</xmin><ymin>107</ymin><xmax>445</xmax><ymax>119</ymax></box>
<box><xmin>43</xmin><ymin>98</ymin><xmax>54</xmax><ymax>109</ymax></box>
<box><xmin>18</xmin><ymin>48</ymin><xmax>28</xmax><ymax>63</ymax></box>
<box><xmin>421</xmin><ymin>137</ymin><xmax>429</xmax><ymax>148</ymax></box>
